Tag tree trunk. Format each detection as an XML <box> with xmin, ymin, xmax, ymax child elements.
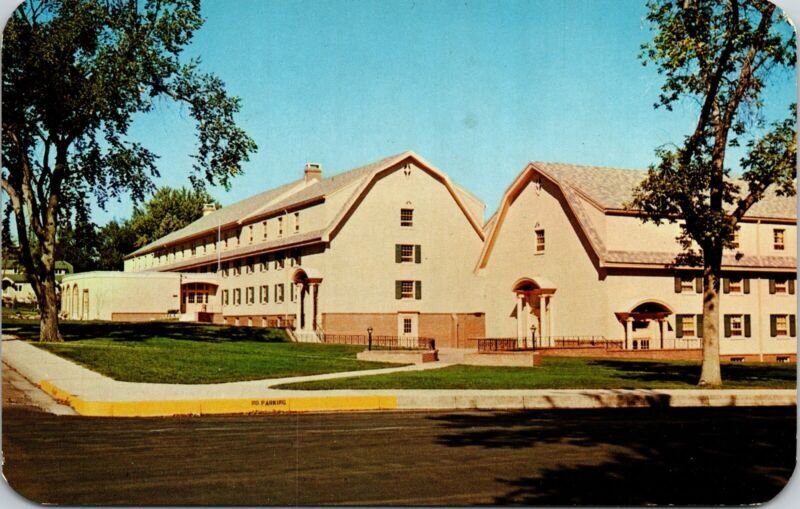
<box><xmin>37</xmin><ymin>273</ymin><xmax>63</xmax><ymax>343</ymax></box>
<box><xmin>698</xmin><ymin>258</ymin><xmax>722</xmax><ymax>387</ymax></box>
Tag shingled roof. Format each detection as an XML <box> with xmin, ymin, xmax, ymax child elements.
<box><xmin>128</xmin><ymin>153</ymin><xmax>412</xmax><ymax>258</ymax></box>
<box><xmin>478</xmin><ymin>161</ymin><xmax>797</xmax><ymax>271</ymax></box>
<box><xmin>532</xmin><ymin>161</ymin><xmax>797</xmax><ymax>219</ymax></box>
<box><xmin>128</xmin><ymin>151</ymin><xmax>486</xmax><ymax>263</ymax></box>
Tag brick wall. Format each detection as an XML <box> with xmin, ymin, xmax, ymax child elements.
<box><xmin>323</xmin><ymin>312</ymin><xmax>486</xmax><ymax>348</ymax></box>
<box><xmin>110</xmin><ymin>312</ymin><xmax>170</xmax><ymax>322</ymax></box>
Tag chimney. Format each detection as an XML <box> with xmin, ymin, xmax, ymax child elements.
<box><xmin>304</xmin><ymin>163</ymin><xmax>323</xmax><ymax>183</ymax></box>
<box><xmin>202</xmin><ymin>203</ymin><xmax>217</xmax><ymax>216</ymax></box>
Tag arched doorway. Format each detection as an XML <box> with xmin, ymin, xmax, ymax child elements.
<box><xmin>511</xmin><ymin>276</ymin><xmax>556</xmax><ymax>347</ymax></box>
<box><xmin>615</xmin><ymin>300</ymin><xmax>673</xmax><ymax>350</ymax></box>
<box><xmin>291</xmin><ymin>267</ymin><xmax>323</xmax><ymax>336</ymax></box>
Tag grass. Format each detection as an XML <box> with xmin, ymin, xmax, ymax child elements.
<box><xmin>275</xmin><ymin>357</ymin><xmax>798</xmax><ymax>390</ymax></box>
<box><xmin>5</xmin><ymin>320</ymin><xmax>400</xmax><ymax>384</ymax></box>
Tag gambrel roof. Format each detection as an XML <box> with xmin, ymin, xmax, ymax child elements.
<box><xmin>478</xmin><ymin>161</ymin><xmax>797</xmax><ymax>272</ymax></box>
<box><xmin>127</xmin><ymin>152</ymin><xmax>485</xmax><ymax>269</ymax></box>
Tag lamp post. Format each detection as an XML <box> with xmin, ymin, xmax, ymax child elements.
<box><xmin>530</xmin><ymin>324</ymin><xmax>537</xmax><ymax>351</ymax></box>
<box><xmin>367</xmin><ymin>327</ymin><xmax>373</xmax><ymax>351</ymax></box>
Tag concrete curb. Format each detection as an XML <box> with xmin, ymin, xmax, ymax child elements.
<box><xmin>3</xmin><ymin>340</ymin><xmax>797</xmax><ymax>418</ymax></box>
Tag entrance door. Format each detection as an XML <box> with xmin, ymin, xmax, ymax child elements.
<box><xmin>397</xmin><ymin>313</ymin><xmax>418</xmax><ymax>348</ymax></box>
<box><xmin>631</xmin><ymin>319</ymin><xmax>655</xmax><ymax>350</ymax></box>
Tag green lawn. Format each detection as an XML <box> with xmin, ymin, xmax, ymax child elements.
<box><xmin>276</xmin><ymin>357</ymin><xmax>797</xmax><ymax>390</ymax></box>
<box><xmin>7</xmin><ymin>320</ymin><xmax>400</xmax><ymax>384</ymax></box>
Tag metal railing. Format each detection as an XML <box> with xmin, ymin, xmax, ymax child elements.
<box><xmin>474</xmin><ymin>336</ymin><xmax>625</xmax><ymax>353</ymax></box>
<box><xmin>476</xmin><ymin>338</ymin><xmax>531</xmax><ymax>352</ymax></box>
<box><xmin>321</xmin><ymin>334</ymin><xmax>436</xmax><ymax>351</ymax></box>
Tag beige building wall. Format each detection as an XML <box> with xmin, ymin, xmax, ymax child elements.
<box><xmin>319</xmin><ymin>163</ymin><xmax>485</xmax><ymax>343</ymax></box>
<box><xmin>481</xmin><ymin>178</ymin><xmax>607</xmax><ymax>340</ymax></box>
<box><xmin>61</xmin><ymin>272</ymin><xmax>180</xmax><ymax>321</ymax></box>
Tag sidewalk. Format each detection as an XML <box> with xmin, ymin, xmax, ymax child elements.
<box><xmin>2</xmin><ymin>340</ymin><xmax>796</xmax><ymax>417</ymax></box>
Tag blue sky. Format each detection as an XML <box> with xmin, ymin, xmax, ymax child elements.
<box><xmin>109</xmin><ymin>0</ymin><xmax>796</xmax><ymax>224</ymax></box>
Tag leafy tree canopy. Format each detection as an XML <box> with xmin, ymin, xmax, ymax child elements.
<box><xmin>1</xmin><ymin>0</ymin><xmax>257</xmax><ymax>341</ymax></box>
<box><xmin>630</xmin><ymin>0</ymin><xmax>796</xmax><ymax>386</ymax></box>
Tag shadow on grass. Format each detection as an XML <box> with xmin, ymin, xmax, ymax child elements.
<box><xmin>429</xmin><ymin>406</ymin><xmax>796</xmax><ymax>505</ymax></box>
<box><xmin>586</xmin><ymin>359</ymin><xmax>797</xmax><ymax>386</ymax></box>
<box><xmin>3</xmin><ymin>320</ymin><xmax>287</xmax><ymax>343</ymax></box>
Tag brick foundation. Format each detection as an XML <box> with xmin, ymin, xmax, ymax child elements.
<box><xmin>111</xmin><ymin>312</ymin><xmax>171</xmax><ymax>322</ymax></box>
<box><xmin>323</xmin><ymin>312</ymin><xmax>485</xmax><ymax>348</ymax></box>
<box><xmin>536</xmin><ymin>347</ymin><xmax>796</xmax><ymax>363</ymax></box>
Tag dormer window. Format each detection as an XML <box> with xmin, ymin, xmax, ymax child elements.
<box><xmin>535</xmin><ymin>229</ymin><xmax>545</xmax><ymax>253</ymax></box>
<box><xmin>773</xmin><ymin>229</ymin><xmax>785</xmax><ymax>250</ymax></box>
<box><xmin>731</xmin><ymin>229</ymin><xmax>740</xmax><ymax>249</ymax></box>
<box><xmin>401</xmin><ymin>208</ymin><xmax>414</xmax><ymax>227</ymax></box>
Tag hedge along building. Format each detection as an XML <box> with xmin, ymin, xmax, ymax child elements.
<box><xmin>103</xmin><ymin>152</ymin><xmax>487</xmax><ymax>347</ymax></box>
<box><xmin>476</xmin><ymin>161</ymin><xmax>797</xmax><ymax>362</ymax></box>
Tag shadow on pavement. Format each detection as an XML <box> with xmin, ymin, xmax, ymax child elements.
<box><xmin>429</xmin><ymin>406</ymin><xmax>797</xmax><ymax>505</ymax></box>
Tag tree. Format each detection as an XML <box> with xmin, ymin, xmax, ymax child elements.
<box><xmin>1</xmin><ymin>0</ymin><xmax>257</xmax><ymax>342</ymax></box>
<box><xmin>631</xmin><ymin>0</ymin><xmax>796</xmax><ymax>386</ymax></box>
<box><xmin>128</xmin><ymin>186</ymin><xmax>219</xmax><ymax>249</ymax></box>
<box><xmin>94</xmin><ymin>186</ymin><xmax>218</xmax><ymax>270</ymax></box>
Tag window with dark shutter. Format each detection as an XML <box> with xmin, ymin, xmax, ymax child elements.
<box><xmin>415</xmin><ymin>281</ymin><xmax>422</xmax><ymax>300</ymax></box>
<box><xmin>770</xmin><ymin>315</ymin><xmax>778</xmax><ymax>337</ymax></box>
<box><xmin>695</xmin><ymin>277</ymin><xmax>702</xmax><ymax>293</ymax></box>
<box><xmin>674</xmin><ymin>276</ymin><xmax>682</xmax><ymax>293</ymax></box>
<box><xmin>744</xmin><ymin>315</ymin><xmax>751</xmax><ymax>337</ymax></box>
<box><xmin>791</xmin><ymin>315</ymin><xmax>797</xmax><ymax>337</ymax></box>
<box><xmin>724</xmin><ymin>315</ymin><xmax>732</xmax><ymax>337</ymax></box>
<box><xmin>415</xmin><ymin>245</ymin><xmax>421</xmax><ymax>264</ymax></box>
<box><xmin>696</xmin><ymin>314</ymin><xmax>703</xmax><ymax>337</ymax></box>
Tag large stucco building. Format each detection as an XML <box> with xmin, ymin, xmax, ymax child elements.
<box><xmin>65</xmin><ymin>152</ymin><xmax>487</xmax><ymax>347</ymax></box>
<box><xmin>62</xmin><ymin>152</ymin><xmax>797</xmax><ymax>359</ymax></box>
<box><xmin>477</xmin><ymin>162</ymin><xmax>796</xmax><ymax>362</ymax></box>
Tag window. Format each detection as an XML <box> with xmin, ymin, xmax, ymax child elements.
<box><xmin>248</xmin><ymin>225</ymin><xmax>254</xmax><ymax>243</ymax></box>
<box><xmin>246</xmin><ymin>286</ymin><xmax>254</xmax><ymax>305</ymax></box>
<box><xmin>262</xmin><ymin>220</ymin><xmax>268</xmax><ymax>240</ymax></box>
<box><xmin>278</xmin><ymin>217</ymin><xmax>284</xmax><ymax>237</ymax></box>
<box><xmin>224</xmin><ymin>234</ymin><xmax>229</xmax><ymax>249</ymax></box>
<box><xmin>259</xmin><ymin>254</ymin><xmax>268</xmax><ymax>272</ymax></box>
<box><xmin>275</xmin><ymin>284</ymin><xmax>285</xmax><ymax>303</ymax></box>
<box><xmin>773</xmin><ymin>229</ymin><xmax>785</xmax><ymax>250</ymax></box>
<box><xmin>675</xmin><ymin>314</ymin><xmax>699</xmax><ymax>338</ymax></box>
<box><xmin>274</xmin><ymin>256</ymin><xmax>285</xmax><ymax>270</ymax></box>
<box><xmin>400</xmin><ymin>208</ymin><xmax>414</xmax><ymax>227</ymax></box>
<box><xmin>290</xmin><ymin>283</ymin><xmax>297</xmax><ymax>302</ymax></box>
<box><xmin>731</xmin><ymin>229</ymin><xmax>740</xmax><ymax>249</ymax></box>
<box><xmin>675</xmin><ymin>274</ymin><xmax>703</xmax><ymax>294</ymax></box>
<box><xmin>770</xmin><ymin>278</ymin><xmax>795</xmax><ymax>295</ymax></box>
<box><xmin>403</xmin><ymin>318</ymin><xmax>412</xmax><ymax>334</ymax></box>
<box><xmin>245</xmin><ymin>257</ymin><xmax>254</xmax><ymax>274</ymax></box>
<box><xmin>396</xmin><ymin>244</ymin><xmax>419</xmax><ymax>263</ymax></box>
<box><xmin>233</xmin><ymin>288</ymin><xmax>242</xmax><ymax>305</ymax></box>
<box><xmin>233</xmin><ymin>259</ymin><xmax>241</xmax><ymax>276</ymax></box>
<box><xmin>770</xmin><ymin>314</ymin><xmax>796</xmax><ymax>337</ymax></box>
<box><xmin>395</xmin><ymin>280</ymin><xmax>421</xmax><ymax>300</ymax></box>
<box><xmin>400</xmin><ymin>281</ymin><xmax>414</xmax><ymax>299</ymax></box>
<box><xmin>294</xmin><ymin>212</ymin><xmax>300</xmax><ymax>233</ymax></box>
<box><xmin>191</xmin><ymin>243</ymin><xmax>196</xmax><ymax>256</ymax></box>
<box><xmin>724</xmin><ymin>314</ymin><xmax>750</xmax><ymax>338</ymax></box>
<box><xmin>723</xmin><ymin>276</ymin><xmax>748</xmax><ymax>294</ymax></box>
<box><xmin>221</xmin><ymin>290</ymin><xmax>229</xmax><ymax>305</ymax></box>
<box><xmin>259</xmin><ymin>285</ymin><xmax>269</xmax><ymax>304</ymax></box>
<box><xmin>535</xmin><ymin>229</ymin><xmax>545</xmax><ymax>253</ymax></box>
<box><xmin>221</xmin><ymin>261</ymin><xmax>229</xmax><ymax>278</ymax></box>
